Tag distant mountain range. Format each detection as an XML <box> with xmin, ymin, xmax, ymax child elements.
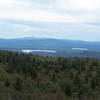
<box><xmin>0</xmin><ymin>37</ymin><xmax>100</xmax><ymax>58</ymax></box>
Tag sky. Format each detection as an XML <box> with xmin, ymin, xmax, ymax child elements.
<box><xmin>0</xmin><ymin>0</ymin><xmax>100</xmax><ymax>41</ymax></box>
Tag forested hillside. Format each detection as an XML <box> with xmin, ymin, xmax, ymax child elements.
<box><xmin>0</xmin><ymin>50</ymin><xmax>100</xmax><ymax>100</ymax></box>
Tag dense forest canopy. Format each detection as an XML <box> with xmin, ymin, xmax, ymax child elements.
<box><xmin>0</xmin><ymin>50</ymin><xmax>100</xmax><ymax>100</ymax></box>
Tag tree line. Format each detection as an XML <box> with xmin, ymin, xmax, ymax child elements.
<box><xmin>0</xmin><ymin>50</ymin><xmax>100</xmax><ymax>100</ymax></box>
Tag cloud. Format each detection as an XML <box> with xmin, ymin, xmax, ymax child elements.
<box><xmin>57</xmin><ymin>0</ymin><xmax>100</xmax><ymax>11</ymax></box>
<box><xmin>3</xmin><ymin>22</ymin><xmax>46</xmax><ymax>33</ymax></box>
<box><xmin>0</xmin><ymin>0</ymin><xmax>31</xmax><ymax>6</ymax></box>
<box><xmin>0</xmin><ymin>0</ymin><xmax>100</xmax><ymax>41</ymax></box>
<box><xmin>0</xmin><ymin>8</ymin><xmax>88</xmax><ymax>23</ymax></box>
<box><xmin>0</xmin><ymin>0</ymin><xmax>99</xmax><ymax>23</ymax></box>
<box><xmin>0</xmin><ymin>21</ymin><xmax>48</xmax><ymax>38</ymax></box>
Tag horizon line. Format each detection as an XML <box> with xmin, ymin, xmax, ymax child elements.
<box><xmin>0</xmin><ymin>36</ymin><xmax>99</xmax><ymax>42</ymax></box>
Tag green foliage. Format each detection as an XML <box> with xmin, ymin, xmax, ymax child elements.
<box><xmin>0</xmin><ymin>50</ymin><xmax>100</xmax><ymax>100</ymax></box>
<box><xmin>14</xmin><ymin>76</ymin><xmax>22</xmax><ymax>91</ymax></box>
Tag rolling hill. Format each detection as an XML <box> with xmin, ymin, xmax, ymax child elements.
<box><xmin>0</xmin><ymin>37</ymin><xmax>100</xmax><ymax>58</ymax></box>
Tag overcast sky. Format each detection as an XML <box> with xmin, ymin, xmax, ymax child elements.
<box><xmin>0</xmin><ymin>0</ymin><xmax>100</xmax><ymax>41</ymax></box>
